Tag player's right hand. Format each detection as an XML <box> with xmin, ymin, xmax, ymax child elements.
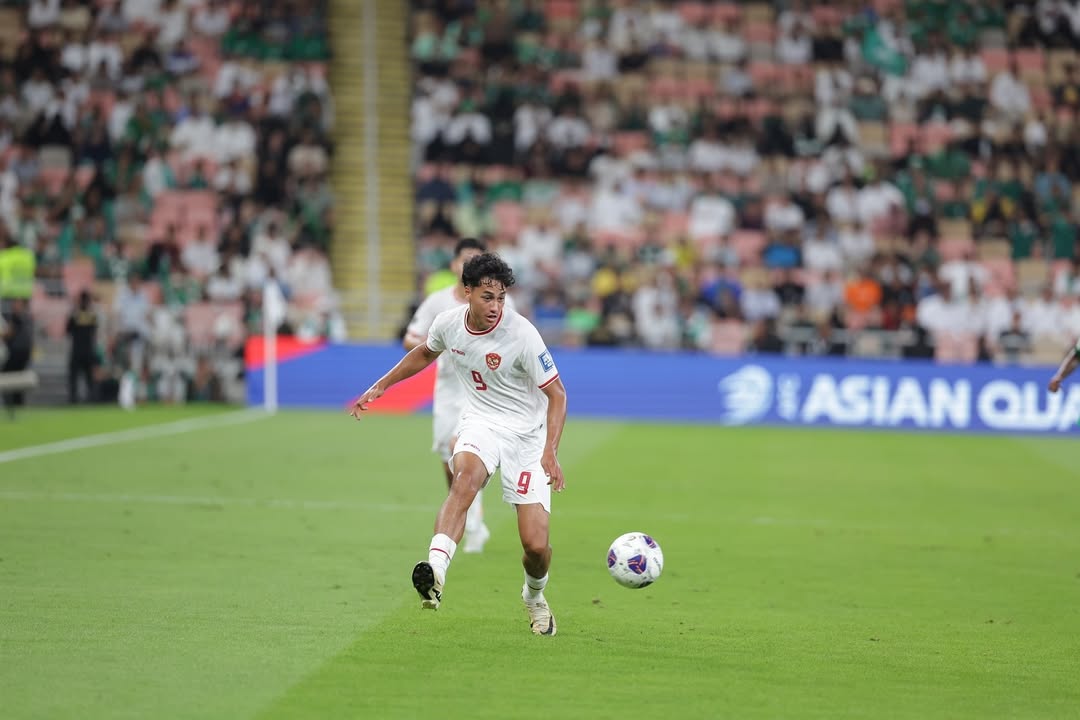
<box><xmin>349</xmin><ymin>385</ymin><xmax>383</xmax><ymax>418</ymax></box>
<box><xmin>1049</xmin><ymin>377</ymin><xmax>1062</xmax><ymax>393</ymax></box>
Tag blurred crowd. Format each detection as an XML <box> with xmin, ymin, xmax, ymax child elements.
<box><xmin>0</xmin><ymin>0</ymin><xmax>338</xmax><ymax>405</ymax></box>
<box><xmin>408</xmin><ymin>0</ymin><xmax>1080</xmax><ymax>364</ymax></box>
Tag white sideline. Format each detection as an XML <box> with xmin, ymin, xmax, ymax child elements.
<box><xmin>0</xmin><ymin>408</ymin><xmax>269</xmax><ymax>465</ymax></box>
<box><xmin>0</xmin><ymin>489</ymin><xmax>434</xmax><ymax>514</ymax></box>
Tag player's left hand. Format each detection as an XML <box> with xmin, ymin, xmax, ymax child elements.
<box><xmin>542</xmin><ymin>449</ymin><xmax>564</xmax><ymax>493</ymax></box>
<box><xmin>1049</xmin><ymin>376</ymin><xmax>1062</xmax><ymax>393</ymax></box>
<box><xmin>349</xmin><ymin>385</ymin><xmax>383</xmax><ymax>418</ymax></box>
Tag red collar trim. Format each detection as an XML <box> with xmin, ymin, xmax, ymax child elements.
<box><xmin>464</xmin><ymin>308</ymin><xmax>502</xmax><ymax>336</ymax></box>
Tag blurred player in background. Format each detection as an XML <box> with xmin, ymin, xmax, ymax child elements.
<box><xmin>1048</xmin><ymin>339</ymin><xmax>1080</xmax><ymax>393</ymax></box>
<box><xmin>352</xmin><ymin>253</ymin><xmax>567</xmax><ymax>635</ymax></box>
<box><xmin>403</xmin><ymin>238</ymin><xmax>516</xmax><ymax>554</ymax></box>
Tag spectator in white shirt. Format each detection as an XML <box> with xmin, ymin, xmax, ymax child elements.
<box><xmin>687</xmin><ymin>126</ymin><xmax>728</xmax><ymax>174</ymax></box>
<box><xmin>837</xmin><ymin>220</ymin><xmax>875</xmax><ymax>268</ymax></box>
<box><xmin>825</xmin><ymin>173</ymin><xmax>861</xmax><ymax>225</ymax></box>
<box><xmin>193</xmin><ymin>0</ymin><xmax>229</xmax><ymax>36</ymax></box>
<box><xmin>545</xmin><ymin>106</ymin><xmax>591</xmax><ymax>150</ymax></box>
<box><xmin>688</xmin><ymin>178</ymin><xmax>736</xmax><ymax>241</ymax></box>
<box><xmin>518</xmin><ymin>214</ymin><xmax>564</xmax><ymax>271</ymax></box>
<box><xmin>581</xmin><ymin>39</ymin><xmax>617</xmax><ymax>81</ymax></box>
<box><xmin>286</xmin><ymin>129</ymin><xmax>329</xmax><ymax>178</ymax></box>
<box><xmin>87</xmin><ymin>32</ymin><xmax>123</xmax><ymax>79</ymax></box>
<box><xmin>806</xmin><ymin>269</ymin><xmax>845</xmax><ymax>316</ymax></box>
<box><xmin>916</xmin><ymin>283</ymin><xmax>968</xmax><ymax>335</ymax></box>
<box><xmin>1023</xmin><ymin>286</ymin><xmax>1063</xmax><ymax>339</ymax></box>
<box><xmin>181</xmin><ymin>224</ymin><xmax>220</xmax><ymax>279</ymax></box>
<box><xmin>214</xmin><ymin>112</ymin><xmax>256</xmax><ymax>163</ymax></box>
<box><xmin>170</xmin><ymin>100</ymin><xmax>217</xmax><ymax>158</ymax></box>
<box><xmin>990</xmin><ymin>58</ymin><xmax>1032</xmax><ymax>121</ymax></box>
<box><xmin>155</xmin><ymin>0</ymin><xmax>188</xmax><ymax>49</ymax></box>
<box><xmin>949</xmin><ymin>47</ymin><xmax>987</xmax><ymax>87</ymax></box>
<box><xmin>250</xmin><ymin>219</ymin><xmax>292</xmax><ymax>278</ymax></box>
<box><xmin>776</xmin><ymin>23</ymin><xmax>813</xmax><ymax>65</ymax></box>
<box><xmin>909</xmin><ymin>39</ymin><xmax>950</xmax><ymax>99</ymax></box>
<box><xmin>764</xmin><ymin>194</ymin><xmax>805</xmax><ymax>234</ymax></box>
<box><xmin>938</xmin><ymin>251</ymin><xmax>989</xmax><ymax>300</ymax></box>
<box><xmin>588</xmin><ymin>179</ymin><xmax>642</xmax><ymax>234</ymax></box>
<box><xmin>803</xmin><ymin>225</ymin><xmax>844</xmax><ymax>272</ymax></box>
<box><xmin>710</xmin><ymin>16</ymin><xmax>746</xmax><ymax>63</ymax></box>
<box><xmin>28</xmin><ymin>0</ymin><xmax>60</xmax><ymax>28</ymax></box>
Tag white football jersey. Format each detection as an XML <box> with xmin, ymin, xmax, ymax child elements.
<box><xmin>426</xmin><ymin>305</ymin><xmax>560</xmax><ymax>435</ymax></box>
<box><xmin>405</xmin><ymin>285</ymin><xmax>516</xmax><ymax>409</ymax></box>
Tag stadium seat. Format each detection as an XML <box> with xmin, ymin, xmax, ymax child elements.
<box><xmin>62</xmin><ymin>259</ymin><xmax>96</xmax><ymax>297</ymax></box>
<box><xmin>1015</xmin><ymin>259</ymin><xmax>1050</xmax><ymax>293</ymax></box>
<box><xmin>934</xmin><ymin>333</ymin><xmax>978</xmax><ymax>364</ymax></box>
<box><xmin>31</xmin><ymin>295</ymin><xmax>71</xmax><ymax>340</ymax></box>
<box><xmin>185</xmin><ymin>302</ymin><xmax>245</xmax><ymax>348</ymax></box>
<box><xmin>708</xmin><ymin>320</ymin><xmax>747</xmax><ymax>356</ymax></box>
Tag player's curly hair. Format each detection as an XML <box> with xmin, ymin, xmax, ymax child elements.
<box><xmin>462</xmin><ymin>252</ymin><xmax>516</xmax><ymax>290</ymax></box>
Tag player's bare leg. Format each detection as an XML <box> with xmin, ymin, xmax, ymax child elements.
<box><xmin>440</xmin><ymin>434</ymin><xmax>488</xmax><ymax>552</ymax></box>
<box><xmin>412</xmin><ymin>450</ymin><xmax>487</xmax><ymax>609</ymax></box>
<box><xmin>517</xmin><ymin>502</ymin><xmax>556</xmax><ymax>636</ymax></box>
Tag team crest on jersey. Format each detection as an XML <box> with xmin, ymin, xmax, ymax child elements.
<box><xmin>485</xmin><ymin>352</ymin><xmax>502</xmax><ymax>370</ymax></box>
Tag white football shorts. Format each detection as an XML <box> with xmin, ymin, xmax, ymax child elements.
<box><xmin>451</xmin><ymin>420</ymin><xmax>551</xmax><ymax>513</ymax></box>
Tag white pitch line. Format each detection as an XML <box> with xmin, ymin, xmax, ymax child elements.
<box><xmin>0</xmin><ymin>489</ymin><xmax>435</xmax><ymax>513</ymax></box>
<box><xmin>0</xmin><ymin>408</ymin><xmax>270</xmax><ymax>465</ymax></box>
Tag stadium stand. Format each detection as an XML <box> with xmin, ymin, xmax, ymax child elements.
<box><xmin>407</xmin><ymin>0</ymin><xmax>1080</xmax><ymax>366</ymax></box>
<box><xmin>0</xmin><ymin>0</ymin><xmax>339</xmax><ymax>404</ymax></box>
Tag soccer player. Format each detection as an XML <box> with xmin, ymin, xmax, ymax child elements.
<box><xmin>402</xmin><ymin>238</ymin><xmax>516</xmax><ymax>553</ymax></box>
<box><xmin>351</xmin><ymin>253</ymin><xmax>567</xmax><ymax>635</ymax></box>
<box><xmin>1048</xmin><ymin>339</ymin><xmax>1080</xmax><ymax>392</ymax></box>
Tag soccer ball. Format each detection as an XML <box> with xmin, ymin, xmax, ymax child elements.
<box><xmin>606</xmin><ymin>532</ymin><xmax>664</xmax><ymax>588</ymax></box>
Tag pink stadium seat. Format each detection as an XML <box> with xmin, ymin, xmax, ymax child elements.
<box><xmin>980</xmin><ymin>49</ymin><xmax>1010</xmax><ymax>74</ymax></box>
<box><xmin>981</xmin><ymin>258</ymin><xmax>1016</xmax><ymax>291</ymax></box>
<box><xmin>549</xmin><ymin>70</ymin><xmax>580</xmax><ymax>94</ymax></box>
<box><xmin>933</xmin><ymin>181</ymin><xmax>956</xmax><ymax>203</ymax></box>
<box><xmin>921</xmin><ymin>123</ymin><xmax>952</xmax><ymax>152</ymax></box>
<box><xmin>62</xmin><ymin>259</ymin><xmax>95</xmax><ymax>296</ymax></box>
<box><xmin>492</xmin><ymin>202</ymin><xmax>525</xmax><ymax>237</ymax></box>
<box><xmin>591</xmin><ymin>228</ymin><xmax>645</xmax><ymax>249</ymax></box>
<box><xmin>685</xmin><ymin>78</ymin><xmax>715</xmax><ymax>101</ymax></box>
<box><xmin>1031</xmin><ymin>86</ymin><xmax>1052</xmax><ymax>111</ymax></box>
<box><xmin>659</xmin><ymin>211</ymin><xmax>689</xmax><ymax>241</ymax></box>
<box><xmin>748</xmin><ymin>61</ymin><xmax>778</xmax><ymax>86</ymax></box>
<box><xmin>939</xmin><ymin>238</ymin><xmax>975</xmax><ymax>262</ymax></box>
<box><xmin>731</xmin><ymin>230</ymin><xmax>766</xmax><ymax>264</ymax></box>
<box><xmin>743</xmin><ymin>22</ymin><xmax>775</xmax><ymax>44</ymax></box>
<box><xmin>33</xmin><ymin>296</ymin><xmax>71</xmax><ymax>339</ymax></box>
<box><xmin>1014</xmin><ymin>49</ymin><xmax>1045</xmax><ymax>71</ymax></box>
<box><xmin>678</xmin><ymin>1</ymin><xmax>708</xmax><ymax>24</ymax></box>
<box><xmin>545</xmin><ymin>0</ymin><xmax>579</xmax><ymax>21</ymax></box>
<box><xmin>934</xmin><ymin>333</ymin><xmax>977</xmax><ymax>364</ymax></box>
<box><xmin>709</xmin><ymin>320</ymin><xmax>746</xmax><ymax>356</ymax></box>
<box><xmin>710</xmin><ymin>3</ymin><xmax>740</xmax><ymax>23</ymax></box>
<box><xmin>613</xmin><ymin>131</ymin><xmax>650</xmax><ymax>156</ymax></box>
<box><xmin>185</xmin><ymin>302</ymin><xmax>245</xmax><ymax>347</ymax></box>
<box><xmin>889</xmin><ymin>122</ymin><xmax>920</xmax><ymax>157</ymax></box>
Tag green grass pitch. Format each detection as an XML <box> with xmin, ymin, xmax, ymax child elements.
<box><xmin>2</xmin><ymin>408</ymin><xmax>1080</xmax><ymax>719</ymax></box>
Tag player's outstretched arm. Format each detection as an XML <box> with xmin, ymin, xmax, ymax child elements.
<box><xmin>350</xmin><ymin>344</ymin><xmax>440</xmax><ymax>418</ymax></box>
<box><xmin>1049</xmin><ymin>343</ymin><xmax>1080</xmax><ymax>393</ymax></box>
<box><xmin>540</xmin><ymin>377</ymin><xmax>568</xmax><ymax>492</ymax></box>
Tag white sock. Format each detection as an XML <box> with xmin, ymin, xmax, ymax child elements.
<box><xmin>465</xmin><ymin>493</ymin><xmax>484</xmax><ymax>534</ymax></box>
<box><xmin>523</xmin><ymin>572</ymin><xmax>548</xmax><ymax>601</ymax></box>
<box><xmin>428</xmin><ymin>533</ymin><xmax>457</xmax><ymax>580</ymax></box>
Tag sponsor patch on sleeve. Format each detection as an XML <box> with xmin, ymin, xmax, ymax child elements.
<box><xmin>538</xmin><ymin>350</ymin><xmax>554</xmax><ymax>372</ymax></box>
